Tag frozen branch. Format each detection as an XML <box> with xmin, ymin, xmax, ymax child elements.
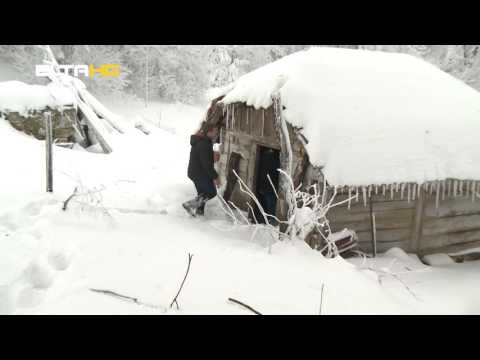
<box><xmin>170</xmin><ymin>253</ymin><xmax>194</xmax><ymax>310</ymax></box>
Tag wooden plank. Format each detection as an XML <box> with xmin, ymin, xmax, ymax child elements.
<box><xmin>222</xmin><ymin>152</ymin><xmax>242</xmax><ymax>203</ymax></box>
<box><xmin>422</xmin><ymin>214</ymin><xmax>480</xmax><ymax>236</ymax></box>
<box><xmin>330</xmin><ymin>207</ymin><xmax>413</xmax><ymax>223</ymax></box>
<box><xmin>420</xmin><ymin>239</ymin><xmax>480</xmax><ymax>256</ymax></box>
<box><xmin>423</xmin><ymin>197</ymin><xmax>480</xmax><ymax>218</ymax></box>
<box><xmin>420</xmin><ymin>230</ymin><xmax>480</xmax><ymax>252</ymax></box>
<box><xmin>263</xmin><ymin>109</ymin><xmax>275</xmax><ymax>139</ymax></box>
<box><xmin>355</xmin><ymin>228</ymin><xmax>412</xmax><ymax>242</ymax></box>
<box><xmin>330</xmin><ymin>217</ymin><xmax>413</xmax><ymax>232</ymax></box>
<box><xmin>252</xmin><ymin>109</ymin><xmax>263</xmax><ymax>138</ymax></box>
<box><xmin>331</xmin><ymin>196</ymin><xmax>416</xmax><ymax>213</ymax></box>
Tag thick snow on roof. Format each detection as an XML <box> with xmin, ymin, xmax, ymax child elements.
<box><xmin>0</xmin><ymin>81</ymin><xmax>76</xmax><ymax>115</ymax></box>
<box><xmin>220</xmin><ymin>47</ymin><xmax>480</xmax><ymax>186</ymax></box>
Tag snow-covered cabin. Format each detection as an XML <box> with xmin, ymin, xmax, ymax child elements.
<box><xmin>204</xmin><ymin>47</ymin><xmax>480</xmax><ymax>256</ymax></box>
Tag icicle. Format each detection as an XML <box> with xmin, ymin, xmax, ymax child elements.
<box><xmin>226</xmin><ymin>105</ymin><xmax>230</xmax><ymax>130</ymax></box>
<box><xmin>412</xmin><ymin>184</ymin><xmax>416</xmax><ymax>201</ymax></box>
<box><xmin>348</xmin><ymin>187</ymin><xmax>352</xmax><ymax>210</ymax></box>
<box><xmin>363</xmin><ymin>186</ymin><xmax>367</xmax><ymax>207</ymax></box>
<box><xmin>472</xmin><ymin>182</ymin><xmax>476</xmax><ymax>203</ymax></box>
<box><xmin>375</xmin><ymin>185</ymin><xmax>378</xmax><ymax>195</ymax></box>
<box><xmin>355</xmin><ymin>187</ymin><xmax>359</xmax><ymax>202</ymax></box>
<box><xmin>459</xmin><ymin>180</ymin><xmax>463</xmax><ymax>197</ymax></box>
<box><xmin>395</xmin><ymin>183</ymin><xmax>399</xmax><ymax>192</ymax></box>
<box><xmin>430</xmin><ymin>181</ymin><xmax>434</xmax><ymax>196</ymax></box>
<box><xmin>425</xmin><ymin>182</ymin><xmax>429</xmax><ymax>195</ymax></box>
<box><xmin>400</xmin><ymin>183</ymin><xmax>405</xmax><ymax>200</ymax></box>
<box><xmin>390</xmin><ymin>184</ymin><xmax>394</xmax><ymax>200</ymax></box>
<box><xmin>466</xmin><ymin>181</ymin><xmax>471</xmax><ymax>198</ymax></box>
<box><xmin>382</xmin><ymin>184</ymin><xmax>386</xmax><ymax>196</ymax></box>
<box><xmin>435</xmin><ymin>181</ymin><xmax>440</xmax><ymax>211</ymax></box>
<box><xmin>453</xmin><ymin>180</ymin><xmax>458</xmax><ymax>197</ymax></box>
<box><xmin>368</xmin><ymin>185</ymin><xmax>372</xmax><ymax>199</ymax></box>
<box><xmin>232</xmin><ymin>105</ymin><xmax>235</xmax><ymax>130</ymax></box>
<box><xmin>448</xmin><ymin>180</ymin><xmax>452</xmax><ymax>197</ymax></box>
<box><xmin>407</xmin><ymin>183</ymin><xmax>411</xmax><ymax>203</ymax></box>
<box><xmin>417</xmin><ymin>183</ymin><xmax>421</xmax><ymax>198</ymax></box>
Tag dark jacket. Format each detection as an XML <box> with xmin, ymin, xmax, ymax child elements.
<box><xmin>187</xmin><ymin>135</ymin><xmax>218</xmax><ymax>181</ymax></box>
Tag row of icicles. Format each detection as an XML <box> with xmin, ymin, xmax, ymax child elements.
<box><xmin>329</xmin><ymin>179</ymin><xmax>480</xmax><ymax>210</ymax></box>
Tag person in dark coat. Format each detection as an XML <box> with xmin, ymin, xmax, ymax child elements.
<box><xmin>182</xmin><ymin>122</ymin><xmax>220</xmax><ymax>217</ymax></box>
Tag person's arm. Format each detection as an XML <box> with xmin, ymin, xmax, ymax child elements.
<box><xmin>198</xmin><ymin>141</ymin><xmax>219</xmax><ymax>180</ymax></box>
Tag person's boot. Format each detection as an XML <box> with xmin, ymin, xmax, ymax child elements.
<box><xmin>195</xmin><ymin>196</ymin><xmax>208</xmax><ymax>216</ymax></box>
<box><xmin>182</xmin><ymin>196</ymin><xmax>201</xmax><ymax>217</ymax></box>
<box><xmin>196</xmin><ymin>203</ymin><xmax>205</xmax><ymax>216</ymax></box>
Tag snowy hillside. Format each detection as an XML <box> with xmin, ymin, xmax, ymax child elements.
<box><xmin>0</xmin><ymin>58</ymin><xmax>22</xmax><ymax>82</ymax></box>
<box><xmin>2</xmin><ymin>96</ymin><xmax>480</xmax><ymax>315</ymax></box>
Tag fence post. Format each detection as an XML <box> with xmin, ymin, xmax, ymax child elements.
<box><xmin>45</xmin><ymin>112</ymin><xmax>53</xmax><ymax>193</ymax></box>
<box><xmin>369</xmin><ymin>194</ymin><xmax>377</xmax><ymax>257</ymax></box>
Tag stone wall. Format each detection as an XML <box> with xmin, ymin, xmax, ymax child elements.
<box><xmin>1</xmin><ymin>107</ymin><xmax>77</xmax><ymax>143</ymax></box>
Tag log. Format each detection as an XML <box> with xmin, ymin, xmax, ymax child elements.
<box><xmin>76</xmin><ymin>98</ymin><xmax>113</xmax><ymax>153</ymax></box>
<box><xmin>77</xmin><ymin>88</ymin><xmax>125</xmax><ymax>134</ymax></box>
<box><xmin>135</xmin><ymin>122</ymin><xmax>150</xmax><ymax>135</ymax></box>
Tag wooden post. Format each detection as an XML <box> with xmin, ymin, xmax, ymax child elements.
<box><xmin>410</xmin><ymin>187</ymin><xmax>426</xmax><ymax>253</ymax></box>
<box><xmin>272</xmin><ymin>95</ymin><xmax>291</xmax><ymax>233</ymax></box>
<box><xmin>369</xmin><ymin>194</ymin><xmax>377</xmax><ymax>257</ymax></box>
<box><xmin>45</xmin><ymin>112</ymin><xmax>53</xmax><ymax>193</ymax></box>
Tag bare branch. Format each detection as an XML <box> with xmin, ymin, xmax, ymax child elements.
<box><xmin>228</xmin><ymin>298</ymin><xmax>262</xmax><ymax>315</ymax></box>
<box><xmin>267</xmin><ymin>174</ymin><xmax>279</xmax><ymax>200</ymax></box>
<box><xmin>62</xmin><ymin>187</ymin><xmax>79</xmax><ymax>211</ymax></box>
<box><xmin>170</xmin><ymin>253</ymin><xmax>194</xmax><ymax>310</ymax></box>
<box><xmin>90</xmin><ymin>288</ymin><xmax>166</xmax><ymax>311</ymax></box>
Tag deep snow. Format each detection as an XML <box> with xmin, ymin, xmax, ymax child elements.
<box><xmin>2</xmin><ymin>97</ymin><xmax>480</xmax><ymax>315</ymax></box>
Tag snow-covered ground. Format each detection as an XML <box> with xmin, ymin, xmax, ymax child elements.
<box><xmin>2</xmin><ymin>98</ymin><xmax>480</xmax><ymax>315</ymax></box>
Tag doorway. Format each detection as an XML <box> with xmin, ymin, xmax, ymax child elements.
<box><xmin>251</xmin><ymin>145</ymin><xmax>281</xmax><ymax>224</ymax></box>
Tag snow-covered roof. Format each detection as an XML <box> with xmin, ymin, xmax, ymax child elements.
<box><xmin>218</xmin><ymin>47</ymin><xmax>480</xmax><ymax>187</ymax></box>
<box><xmin>0</xmin><ymin>81</ymin><xmax>76</xmax><ymax>115</ymax></box>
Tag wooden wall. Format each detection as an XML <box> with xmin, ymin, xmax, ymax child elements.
<box><xmin>218</xmin><ymin>102</ymin><xmax>282</xmax><ymax>212</ymax></box>
<box><xmin>328</xmin><ymin>182</ymin><xmax>480</xmax><ymax>255</ymax></box>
